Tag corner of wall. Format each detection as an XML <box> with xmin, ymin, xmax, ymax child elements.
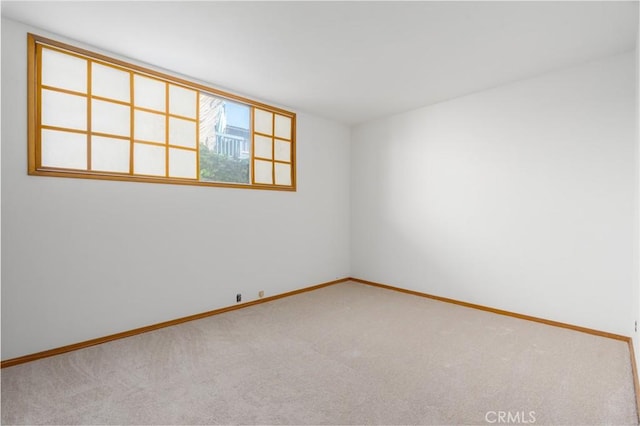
<box><xmin>634</xmin><ymin>6</ymin><xmax>640</xmax><ymax>361</ymax></box>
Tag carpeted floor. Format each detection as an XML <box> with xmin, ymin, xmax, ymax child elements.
<box><xmin>1</xmin><ymin>281</ymin><xmax>637</xmax><ymax>425</ymax></box>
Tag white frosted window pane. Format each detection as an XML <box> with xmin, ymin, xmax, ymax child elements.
<box><xmin>41</xmin><ymin>89</ymin><xmax>87</xmax><ymax>130</ymax></box>
<box><xmin>169</xmin><ymin>117</ymin><xmax>196</xmax><ymax>148</ymax></box>
<box><xmin>254</xmin><ymin>134</ymin><xmax>272</xmax><ymax>159</ymax></box>
<box><xmin>134</xmin><ymin>75</ymin><xmax>166</xmax><ymax>111</ymax></box>
<box><xmin>275</xmin><ymin>163</ymin><xmax>292</xmax><ymax>186</ymax></box>
<box><xmin>169</xmin><ymin>148</ymin><xmax>196</xmax><ymax>179</ymax></box>
<box><xmin>274</xmin><ymin>115</ymin><xmax>292</xmax><ymax>140</ymax></box>
<box><xmin>254</xmin><ymin>159</ymin><xmax>272</xmax><ymax>184</ymax></box>
<box><xmin>134</xmin><ymin>110</ymin><xmax>165</xmax><ymax>143</ymax></box>
<box><xmin>133</xmin><ymin>143</ymin><xmax>165</xmax><ymax>176</ymax></box>
<box><xmin>41</xmin><ymin>129</ymin><xmax>87</xmax><ymax>169</ymax></box>
<box><xmin>91</xmin><ymin>136</ymin><xmax>130</xmax><ymax>173</ymax></box>
<box><xmin>169</xmin><ymin>85</ymin><xmax>197</xmax><ymax>118</ymax></box>
<box><xmin>274</xmin><ymin>140</ymin><xmax>290</xmax><ymax>162</ymax></box>
<box><xmin>254</xmin><ymin>109</ymin><xmax>273</xmax><ymax>135</ymax></box>
<box><xmin>92</xmin><ymin>63</ymin><xmax>130</xmax><ymax>102</ymax></box>
<box><xmin>92</xmin><ymin>99</ymin><xmax>130</xmax><ymax>136</ymax></box>
<box><xmin>41</xmin><ymin>48</ymin><xmax>87</xmax><ymax>93</ymax></box>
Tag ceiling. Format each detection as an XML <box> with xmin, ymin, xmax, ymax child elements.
<box><xmin>2</xmin><ymin>1</ymin><xmax>638</xmax><ymax>125</ymax></box>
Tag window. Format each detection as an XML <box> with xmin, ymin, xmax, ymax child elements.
<box><xmin>27</xmin><ymin>34</ymin><xmax>296</xmax><ymax>190</ymax></box>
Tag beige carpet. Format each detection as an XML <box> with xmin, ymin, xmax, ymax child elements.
<box><xmin>1</xmin><ymin>281</ymin><xmax>637</xmax><ymax>425</ymax></box>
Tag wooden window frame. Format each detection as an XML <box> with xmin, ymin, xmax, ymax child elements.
<box><xmin>27</xmin><ymin>33</ymin><xmax>297</xmax><ymax>191</ymax></box>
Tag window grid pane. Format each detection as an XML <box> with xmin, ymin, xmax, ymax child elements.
<box><xmin>91</xmin><ymin>136</ymin><xmax>130</xmax><ymax>173</ymax></box>
<box><xmin>92</xmin><ymin>99</ymin><xmax>130</xmax><ymax>137</ymax></box>
<box><xmin>41</xmin><ymin>47</ymin><xmax>87</xmax><ymax>93</ymax></box>
<box><xmin>251</xmin><ymin>109</ymin><xmax>294</xmax><ymax>186</ymax></box>
<box><xmin>133</xmin><ymin>142</ymin><xmax>165</xmax><ymax>176</ymax></box>
<box><xmin>41</xmin><ymin>129</ymin><xmax>87</xmax><ymax>170</ymax></box>
<box><xmin>41</xmin><ymin>89</ymin><xmax>88</xmax><ymax>131</ymax></box>
<box><xmin>92</xmin><ymin>62</ymin><xmax>130</xmax><ymax>102</ymax></box>
<box><xmin>134</xmin><ymin>75</ymin><xmax>166</xmax><ymax>112</ymax></box>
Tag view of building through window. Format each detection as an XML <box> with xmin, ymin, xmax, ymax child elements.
<box><xmin>199</xmin><ymin>94</ymin><xmax>251</xmax><ymax>184</ymax></box>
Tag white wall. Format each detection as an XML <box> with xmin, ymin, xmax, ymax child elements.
<box><xmin>352</xmin><ymin>51</ymin><xmax>637</xmax><ymax>337</ymax></box>
<box><xmin>1</xmin><ymin>18</ymin><xmax>351</xmax><ymax>360</ymax></box>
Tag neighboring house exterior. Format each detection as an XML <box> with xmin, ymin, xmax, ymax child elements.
<box><xmin>200</xmin><ymin>95</ymin><xmax>250</xmax><ymax>159</ymax></box>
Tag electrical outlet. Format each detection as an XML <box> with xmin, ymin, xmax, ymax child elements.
<box><xmin>259</xmin><ymin>290</ymin><xmax>264</xmax><ymax>298</ymax></box>
<box><xmin>236</xmin><ymin>293</ymin><xmax>241</xmax><ymax>303</ymax></box>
